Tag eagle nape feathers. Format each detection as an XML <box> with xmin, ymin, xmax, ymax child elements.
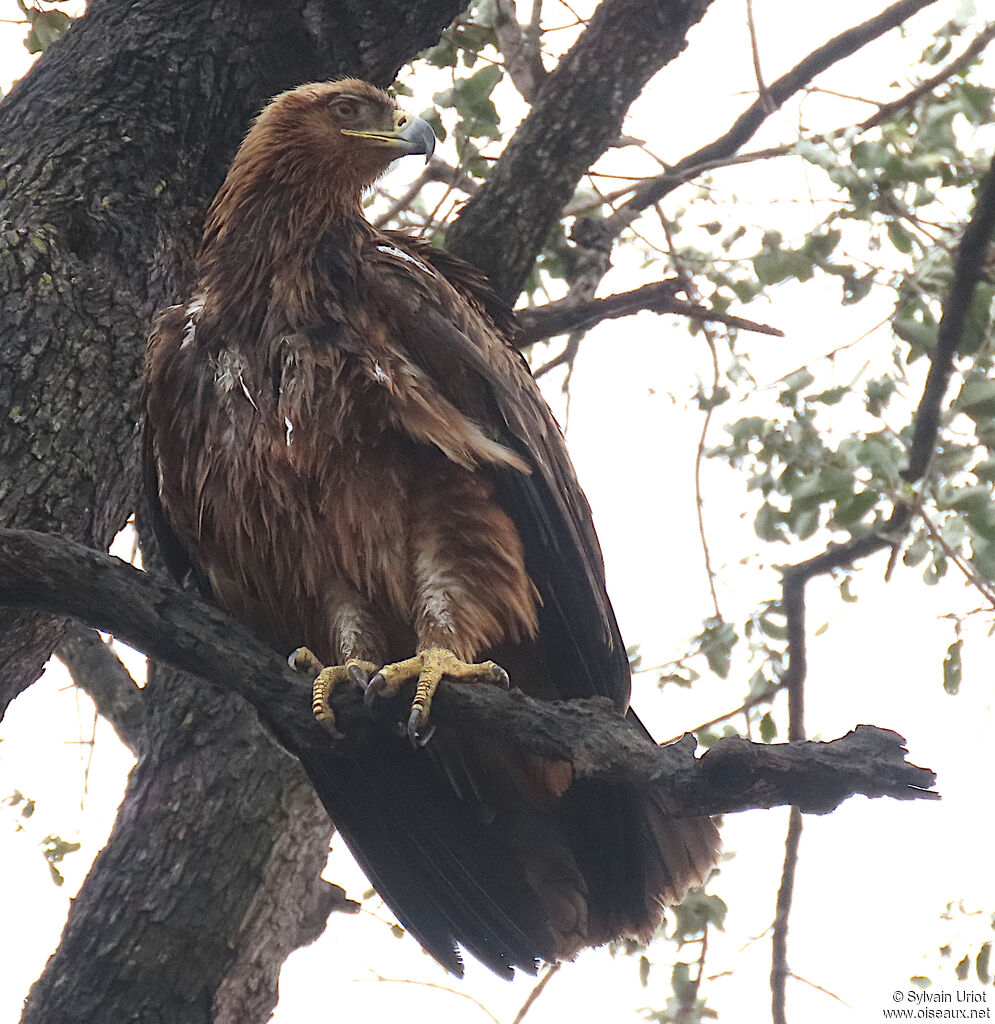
<box><xmin>143</xmin><ymin>78</ymin><xmax>720</xmax><ymax>978</ymax></box>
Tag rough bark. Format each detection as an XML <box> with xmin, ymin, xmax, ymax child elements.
<box><xmin>0</xmin><ymin>3</ymin><xmax>462</xmax><ymax>1020</ymax></box>
<box><xmin>0</xmin><ymin>526</ymin><xmax>939</xmax><ymax>817</ymax></box>
<box><xmin>21</xmin><ymin>664</ymin><xmax>336</xmax><ymax>1024</ymax></box>
<box><xmin>0</xmin><ymin>0</ymin><xmax>464</xmax><ymax>711</ymax></box>
<box><xmin>445</xmin><ymin>0</ymin><xmax>714</xmax><ymax>302</ymax></box>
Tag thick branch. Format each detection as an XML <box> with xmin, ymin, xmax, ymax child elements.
<box><xmin>0</xmin><ymin>528</ymin><xmax>937</xmax><ymax>817</ymax></box>
<box><xmin>515</xmin><ymin>279</ymin><xmax>784</xmax><ymax>346</ymax></box>
<box><xmin>55</xmin><ymin>623</ymin><xmax>146</xmax><ymax>755</ymax></box>
<box><xmin>446</xmin><ymin>0</ymin><xmax>713</xmax><ymax>300</ymax></box>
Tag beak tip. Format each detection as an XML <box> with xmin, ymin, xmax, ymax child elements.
<box><xmin>397</xmin><ymin>115</ymin><xmax>437</xmax><ymax>161</ymax></box>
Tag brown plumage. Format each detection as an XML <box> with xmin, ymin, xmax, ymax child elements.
<box><xmin>143</xmin><ymin>79</ymin><xmax>720</xmax><ymax>977</ymax></box>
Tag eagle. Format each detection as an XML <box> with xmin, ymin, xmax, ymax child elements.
<box><xmin>143</xmin><ymin>79</ymin><xmax>719</xmax><ymax>978</ymax></box>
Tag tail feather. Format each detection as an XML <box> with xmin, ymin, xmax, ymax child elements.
<box><xmin>298</xmin><ymin>717</ymin><xmax>719</xmax><ymax>976</ymax></box>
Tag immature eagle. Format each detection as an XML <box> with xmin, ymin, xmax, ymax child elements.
<box><xmin>143</xmin><ymin>79</ymin><xmax>719</xmax><ymax>977</ymax></box>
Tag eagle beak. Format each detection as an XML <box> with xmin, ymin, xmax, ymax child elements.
<box><xmin>341</xmin><ymin>112</ymin><xmax>437</xmax><ymax>163</ymax></box>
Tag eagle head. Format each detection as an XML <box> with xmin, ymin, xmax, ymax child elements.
<box><xmin>241</xmin><ymin>79</ymin><xmax>436</xmax><ymax>194</ymax></box>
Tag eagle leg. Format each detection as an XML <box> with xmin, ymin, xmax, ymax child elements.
<box><xmin>366</xmin><ymin>648</ymin><xmax>510</xmax><ymax>747</ymax></box>
<box><xmin>290</xmin><ymin>647</ymin><xmax>376</xmax><ymax>739</ymax></box>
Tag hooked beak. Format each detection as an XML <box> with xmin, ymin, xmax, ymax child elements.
<box><xmin>341</xmin><ymin>111</ymin><xmax>437</xmax><ymax>163</ymax></box>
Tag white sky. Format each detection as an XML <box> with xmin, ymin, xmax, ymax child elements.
<box><xmin>1</xmin><ymin>2</ymin><xmax>993</xmax><ymax>1023</ymax></box>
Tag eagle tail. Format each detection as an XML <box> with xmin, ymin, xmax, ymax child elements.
<box><xmin>298</xmin><ymin>723</ymin><xmax>719</xmax><ymax>976</ymax></box>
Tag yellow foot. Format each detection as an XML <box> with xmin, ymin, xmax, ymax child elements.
<box><xmin>289</xmin><ymin>647</ymin><xmax>376</xmax><ymax>739</ymax></box>
<box><xmin>366</xmin><ymin>647</ymin><xmax>509</xmax><ymax>747</ymax></box>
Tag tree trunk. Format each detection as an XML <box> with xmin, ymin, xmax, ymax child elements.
<box><xmin>22</xmin><ymin>666</ymin><xmax>335</xmax><ymax>1024</ymax></box>
<box><xmin>0</xmin><ymin>0</ymin><xmax>463</xmax><ymax>710</ymax></box>
<box><xmin>1</xmin><ymin>2</ymin><xmax>460</xmax><ymax>1019</ymax></box>
<box><xmin>0</xmin><ymin>0</ymin><xmax>721</xmax><ymax>1018</ymax></box>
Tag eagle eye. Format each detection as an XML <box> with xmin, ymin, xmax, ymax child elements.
<box><xmin>330</xmin><ymin>97</ymin><xmax>361</xmax><ymax>121</ymax></box>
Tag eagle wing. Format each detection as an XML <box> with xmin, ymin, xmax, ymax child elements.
<box><xmin>364</xmin><ymin>238</ymin><xmax>630</xmax><ymax>709</ymax></box>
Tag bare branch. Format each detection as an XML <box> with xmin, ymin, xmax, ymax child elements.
<box><xmin>745</xmin><ymin>0</ymin><xmax>775</xmax><ymax>115</ymax></box>
<box><xmin>447</xmin><ymin>0</ymin><xmax>714</xmax><ymax>301</ymax></box>
<box><xmin>0</xmin><ymin>527</ymin><xmax>936</xmax><ymax>817</ymax></box>
<box><xmin>771</xmin><ymin>807</ymin><xmax>803</xmax><ymax>1024</ymax></box>
<box><xmin>494</xmin><ymin>0</ymin><xmax>547</xmax><ymax>102</ymax></box>
<box><xmin>904</xmin><ymin>153</ymin><xmax>995</xmax><ymax>482</ymax></box>
<box><xmin>511</xmin><ymin>962</ymin><xmax>562</xmax><ymax>1024</ymax></box>
<box><xmin>55</xmin><ymin>623</ymin><xmax>145</xmax><ymax>755</ymax></box>
<box><xmin>516</xmin><ymin>279</ymin><xmax>784</xmax><ymax>346</ymax></box>
<box><xmin>373</xmin><ymin>157</ymin><xmax>479</xmax><ymax>228</ymax></box>
<box><xmin>613</xmin><ymin>19</ymin><xmax>995</xmax><ymax>193</ymax></box>
<box><xmin>600</xmin><ymin>0</ymin><xmax>941</xmax><ymax>236</ymax></box>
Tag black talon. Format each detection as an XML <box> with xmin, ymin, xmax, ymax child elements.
<box><xmin>365</xmin><ymin>672</ymin><xmax>386</xmax><ymax>709</ymax></box>
<box><xmin>407</xmin><ymin>708</ymin><xmax>435</xmax><ymax>748</ymax></box>
<box><xmin>348</xmin><ymin>663</ymin><xmax>371</xmax><ymax>688</ymax></box>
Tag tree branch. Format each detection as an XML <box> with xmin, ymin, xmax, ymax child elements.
<box><xmin>600</xmin><ymin>0</ymin><xmax>941</xmax><ymax>236</ymax></box>
<box><xmin>55</xmin><ymin>622</ymin><xmax>146</xmax><ymax>755</ymax></box>
<box><xmin>0</xmin><ymin>527</ymin><xmax>937</xmax><ymax>818</ymax></box>
<box><xmin>515</xmin><ymin>279</ymin><xmax>784</xmax><ymax>346</ymax></box>
<box><xmin>494</xmin><ymin>0</ymin><xmax>547</xmax><ymax>103</ymax></box>
<box><xmin>770</xmin><ymin>806</ymin><xmax>803</xmax><ymax>1024</ymax></box>
<box><xmin>903</xmin><ymin>152</ymin><xmax>995</xmax><ymax>482</ymax></box>
<box><xmin>446</xmin><ymin>0</ymin><xmax>713</xmax><ymax>300</ymax></box>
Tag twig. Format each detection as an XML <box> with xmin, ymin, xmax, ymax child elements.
<box><xmin>745</xmin><ymin>0</ymin><xmax>775</xmax><ymax>115</ymax></box>
<box><xmin>517</xmin><ymin>279</ymin><xmax>783</xmax><ymax>348</ymax></box>
<box><xmin>682</xmin><ymin>683</ymin><xmax>781</xmax><ymax>738</ymax></box>
<box><xmin>915</xmin><ymin>501</ymin><xmax>995</xmax><ymax>610</ymax></box>
<box><xmin>360</xmin><ymin>973</ymin><xmax>501</xmax><ymax>1024</ymax></box>
<box><xmin>373</xmin><ymin>158</ymin><xmax>479</xmax><ymax>229</ymax></box>
<box><xmin>789</xmin><ymin>970</ymin><xmax>851</xmax><ymax>1007</ymax></box>
<box><xmin>659</xmin><ymin>209</ymin><xmax>724</xmax><ymax>620</ymax></box>
<box><xmin>770</xmin><ymin>806</ymin><xmax>803</xmax><ymax>1024</ymax></box>
<box><xmin>511</xmin><ymin>962</ymin><xmax>561</xmax><ymax>1024</ymax></box>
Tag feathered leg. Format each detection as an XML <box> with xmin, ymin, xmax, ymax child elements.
<box><xmin>292</xmin><ymin>580</ymin><xmax>387</xmax><ymax>737</ymax></box>
<box><xmin>366</xmin><ymin>466</ymin><xmax>538</xmax><ymax>744</ymax></box>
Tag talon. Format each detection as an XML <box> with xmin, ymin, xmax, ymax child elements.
<box><xmin>289</xmin><ymin>646</ymin><xmax>324</xmax><ymax>676</ymax></box>
<box><xmin>366</xmin><ymin>647</ymin><xmax>510</xmax><ymax>748</ymax></box>
<box><xmin>311</xmin><ymin>657</ymin><xmax>377</xmax><ymax>738</ymax></box>
<box><xmin>407</xmin><ymin>707</ymin><xmax>435</xmax><ymax>747</ymax></box>
<box><xmin>365</xmin><ymin>671</ymin><xmax>389</xmax><ymax>709</ymax></box>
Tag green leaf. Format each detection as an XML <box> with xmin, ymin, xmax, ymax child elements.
<box><xmin>893</xmin><ymin>315</ymin><xmax>938</xmax><ymax>351</ymax></box>
<box><xmin>887</xmin><ymin>220</ymin><xmax>914</xmax><ymax>254</ymax></box>
<box><xmin>833</xmin><ymin>490</ymin><xmax>879</xmax><ymax>528</ymax></box>
<box><xmin>942</xmin><ymin>639</ymin><xmax>962</xmax><ymax>694</ymax></box>
<box><xmin>755</xmin><ymin>502</ymin><xmax>785</xmax><ymax>542</ymax></box>
<box><xmin>759</xmin><ymin>712</ymin><xmax>777</xmax><ymax>743</ymax></box>
<box><xmin>696</xmin><ymin>619</ymin><xmax>738</xmax><ymax>679</ymax></box>
<box><xmin>781</xmin><ymin>369</ymin><xmax>814</xmax><ymax>395</ymax></box>
<box><xmin>977</xmin><ymin>942</ymin><xmax>991</xmax><ymax>985</ymax></box>
<box><xmin>24</xmin><ymin>9</ymin><xmax>71</xmax><ymax>53</ymax></box>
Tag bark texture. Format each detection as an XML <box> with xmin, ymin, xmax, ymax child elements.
<box><xmin>0</xmin><ymin>0</ymin><xmax>464</xmax><ymax>710</ymax></box>
<box><xmin>446</xmin><ymin>0</ymin><xmax>713</xmax><ymax>302</ymax></box>
<box><xmin>0</xmin><ymin>3</ymin><xmax>461</xmax><ymax>1020</ymax></box>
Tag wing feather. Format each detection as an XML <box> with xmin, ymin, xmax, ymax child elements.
<box><xmin>362</xmin><ymin>242</ymin><xmax>629</xmax><ymax>707</ymax></box>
